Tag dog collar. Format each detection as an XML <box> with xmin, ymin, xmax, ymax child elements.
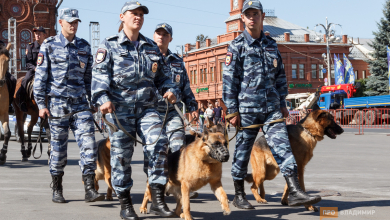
<box><xmin>299</xmin><ymin>124</ymin><xmax>315</xmax><ymax>139</ymax></box>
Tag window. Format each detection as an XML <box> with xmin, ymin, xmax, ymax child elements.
<box><xmin>355</xmin><ymin>71</ymin><xmax>358</xmax><ymax>79</ymax></box>
<box><xmin>200</xmin><ymin>69</ymin><xmax>203</xmax><ymax>83</ymax></box>
<box><xmin>204</xmin><ymin>68</ymin><xmax>207</xmax><ymax>83</ymax></box>
<box><xmin>292</xmin><ymin>64</ymin><xmax>297</xmax><ymax>79</ymax></box>
<box><xmin>220</xmin><ymin>62</ymin><xmax>225</xmax><ymax>81</ymax></box>
<box><xmin>210</xmin><ymin>67</ymin><xmax>214</xmax><ymax>82</ymax></box>
<box><xmin>319</xmin><ymin>64</ymin><xmax>324</xmax><ymax>78</ymax></box>
<box><xmin>362</xmin><ymin>70</ymin><xmax>366</xmax><ymax>79</ymax></box>
<box><xmin>194</xmin><ymin>70</ymin><xmax>197</xmax><ymax>85</ymax></box>
<box><xmin>311</xmin><ymin>64</ymin><xmax>317</xmax><ymax>79</ymax></box>
<box><xmin>191</xmin><ymin>70</ymin><xmax>194</xmax><ymax>84</ymax></box>
<box><xmin>299</xmin><ymin>64</ymin><xmax>305</xmax><ymax>79</ymax></box>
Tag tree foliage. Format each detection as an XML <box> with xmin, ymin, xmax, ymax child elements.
<box><xmin>196</xmin><ymin>34</ymin><xmax>208</xmax><ymax>42</ymax></box>
<box><xmin>365</xmin><ymin>0</ymin><xmax>390</xmax><ymax>96</ymax></box>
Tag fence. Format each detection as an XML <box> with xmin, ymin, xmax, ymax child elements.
<box><xmin>287</xmin><ymin>108</ymin><xmax>390</xmax><ymax>135</ymax></box>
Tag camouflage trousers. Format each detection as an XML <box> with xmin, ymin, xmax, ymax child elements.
<box><xmin>48</xmin><ymin>97</ymin><xmax>97</xmax><ymax>175</ymax></box>
<box><xmin>106</xmin><ymin>107</ymin><xmax>169</xmax><ymax>195</ymax></box>
<box><xmin>232</xmin><ymin>110</ymin><xmax>297</xmax><ymax>181</ymax></box>
<box><xmin>143</xmin><ymin>110</ymin><xmax>185</xmax><ymax>174</ymax></box>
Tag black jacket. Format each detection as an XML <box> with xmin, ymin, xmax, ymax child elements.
<box><xmin>26</xmin><ymin>41</ymin><xmax>41</xmax><ymax>72</ymax></box>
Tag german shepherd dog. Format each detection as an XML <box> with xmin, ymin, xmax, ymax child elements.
<box><xmin>94</xmin><ymin>138</ymin><xmax>115</xmax><ymax>201</ymax></box>
<box><xmin>140</xmin><ymin>124</ymin><xmax>231</xmax><ymax>220</ymax></box>
<box><xmin>245</xmin><ymin>106</ymin><xmax>344</xmax><ymax>212</ymax></box>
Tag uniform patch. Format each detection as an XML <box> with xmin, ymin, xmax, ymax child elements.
<box><xmin>225</xmin><ymin>52</ymin><xmax>233</xmax><ymax>66</ymax></box>
<box><xmin>152</xmin><ymin>62</ymin><xmax>158</xmax><ymax>73</ymax></box>
<box><xmin>273</xmin><ymin>59</ymin><xmax>278</xmax><ymax>68</ymax></box>
<box><xmin>37</xmin><ymin>53</ymin><xmax>44</xmax><ymax>66</ymax></box>
<box><xmin>171</xmin><ymin>63</ymin><xmax>181</xmax><ymax>67</ymax></box>
<box><xmin>80</xmin><ymin>61</ymin><xmax>85</xmax><ymax>69</ymax></box>
<box><xmin>146</xmin><ymin>50</ymin><xmax>157</xmax><ymax>54</ymax></box>
<box><xmin>78</xmin><ymin>50</ymin><xmax>87</xmax><ymax>55</ymax></box>
<box><xmin>266</xmin><ymin>47</ymin><xmax>275</xmax><ymax>51</ymax></box>
<box><xmin>95</xmin><ymin>48</ymin><xmax>107</xmax><ymax>64</ymax></box>
<box><xmin>176</xmin><ymin>74</ymin><xmax>180</xmax><ymax>82</ymax></box>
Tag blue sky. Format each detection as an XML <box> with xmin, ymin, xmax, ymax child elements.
<box><xmin>59</xmin><ymin>0</ymin><xmax>385</xmax><ymax>53</ymax></box>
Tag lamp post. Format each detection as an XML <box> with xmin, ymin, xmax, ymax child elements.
<box><xmin>316</xmin><ymin>17</ymin><xmax>341</xmax><ymax>86</ymax></box>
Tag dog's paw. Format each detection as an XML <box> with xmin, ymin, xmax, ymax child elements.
<box><xmin>256</xmin><ymin>199</ymin><xmax>268</xmax><ymax>204</ymax></box>
<box><xmin>281</xmin><ymin>199</ymin><xmax>288</xmax><ymax>206</ymax></box>
<box><xmin>139</xmin><ymin>207</ymin><xmax>148</xmax><ymax>214</ymax></box>
<box><xmin>223</xmin><ymin>209</ymin><xmax>231</xmax><ymax>215</ymax></box>
<box><xmin>306</xmin><ymin>205</ymin><xmax>319</xmax><ymax>212</ymax></box>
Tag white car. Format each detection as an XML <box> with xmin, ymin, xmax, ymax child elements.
<box><xmin>0</xmin><ymin>115</ymin><xmax>47</xmax><ymax>142</ymax></box>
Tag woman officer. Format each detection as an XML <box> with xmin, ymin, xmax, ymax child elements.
<box><xmin>91</xmin><ymin>1</ymin><xmax>179</xmax><ymax>219</ymax></box>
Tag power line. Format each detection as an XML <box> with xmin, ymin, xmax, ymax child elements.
<box><xmin>141</xmin><ymin>0</ymin><xmax>228</xmax><ymax>16</ymax></box>
<box><xmin>63</xmin><ymin>6</ymin><xmax>226</xmax><ymax>30</ymax></box>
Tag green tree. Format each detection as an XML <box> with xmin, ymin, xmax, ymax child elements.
<box><xmin>365</xmin><ymin>0</ymin><xmax>390</xmax><ymax>96</ymax></box>
<box><xmin>354</xmin><ymin>78</ymin><xmax>368</xmax><ymax>97</ymax></box>
<box><xmin>196</xmin><ymin>34</ymin><xmax>208</xmax><ymax>42</ymax></box>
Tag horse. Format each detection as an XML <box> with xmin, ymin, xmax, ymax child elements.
<box><xmin>0</xmin><ymin>44</ymin><xmax>14</xmax><ymax>165</ymax></box>
<box><xmin>12</xmin><ymin>68</ymin><xmax>51</xmax><ymax>162</ymax></box>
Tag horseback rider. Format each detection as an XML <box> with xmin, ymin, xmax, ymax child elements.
<box><xmin>17</xmin><ymin>26</ymin><xmax>46</xmax><ymax>112</ymax></box>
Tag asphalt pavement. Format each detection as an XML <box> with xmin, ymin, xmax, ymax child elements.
<box><xmin>0</xmin><ymin>130</ymin><xmax>389</xmax><ymax>220</ymax></box>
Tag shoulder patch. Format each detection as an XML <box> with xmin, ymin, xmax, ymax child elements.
<box><xmin>29</xmin><ymin>42</ymin><xmax>33</xmax><ymax>45</ymax></box>
<box><xmin>95</xmin><ymin>48</ymin><xmax>107</xmax><ymax>64</ymax></box>
<box><xmin>44</xmin><ymin>36</ymin><xmax>55</xmax><ymax>43</ymax></box>
<box><xmin>225</xmin><ymin>52</ymin><xmax>233</xmax><ymax>66</ymax></box>
<box><xmin>171</xmin><ymin>63</ymin><xmax>181</xmax><ymax>67</ymax></box>
<box><xmin>37</xmin><ymin>53</ymin><xmax>44</xmax><ymax>66</ymax></box>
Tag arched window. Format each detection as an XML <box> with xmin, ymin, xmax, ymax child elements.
<box><xmin>20</xmin><ymin>30</ymin><xmax>32</xmax><ymax>70</ymax></box>
<box><xmin>1</xmin><ymin>29</ymin><xmax>8</xmax><ymax>43</ymax></box>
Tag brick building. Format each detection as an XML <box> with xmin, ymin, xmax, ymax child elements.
<box><xmin>183</xmin><ymin>0</ymin><xmax>372</xmax><ymax>116</ymax></box>
<box><xmin>0</xmin><ymin>0</ymin><xmax>60</xmax><ymax>78</ymax></box>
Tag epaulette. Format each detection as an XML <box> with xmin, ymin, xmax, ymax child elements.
<box><xmin>79</xmin><ymin>38</ymin><xmax>90</xmax><ymax>46</ymax></box>
<box><xmin>172</xmin><ymin>53</ymin><xmax>183</xmax><ymax>61</ymax></box>
<box><xmin>43</xmin><ymin>36</ymin><xmax>55</xmax><ymax>43</ymax></box>
<box><xmin>266</xmin><ymin>35</ymin><xmax>276</xmax><ymax>43</ymax></box>
<box><xmin>106</xmin><ymin>35</ymin><xmax>119</xmax><ymax>41</ymax></box>
<box><xmin>29</xmin><ymin>42</ymin><xmax>33</xmax><ymax>45</ymax></box>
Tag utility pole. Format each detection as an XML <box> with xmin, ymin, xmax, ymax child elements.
<box><xmin>8</xmin><ymin>18</ymin><xmax>17</xmax><ymax>77</ymax></box>
<box><xmin>316</xmin><ymin>17</ymin><xmax>341</xmax><ymax>86</ymax></box>
<box><xmin>89</xmin><ymin>22</ymin><xmax>100</xmax><ymax>56</ymax></box>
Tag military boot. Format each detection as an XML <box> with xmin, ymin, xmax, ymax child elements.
<box><xmin>82</xmin><ymin>174</ymin><xmax>105</xmax><ymax>202</ymax></box>
<box><xmin>149</xmin><ymin>183</ymin><xmax>175</xmax><ymax>217</ymax></box>
<box><xmin>118</xmin><ymin>190</ymin><xmax>139</xmax><ymax>220</ymax></box>
<box><xmin>51</xmin><ymin>174</ymin><xmax>66</xmax><ymax>203</ymax></box>
<box><xmin>285</xmin><ymin>173</ymin><xmax>321</xmax><ymax>206</ymax></box>
<box><xmin>232</xmin><ymin>180</ymin><xmax>254</xmax><ymax>209</ymax></box>
<box><xmin>0</xmin><ymin>147</ymin><xmax>7</xmax><ymax>165</ymax></box>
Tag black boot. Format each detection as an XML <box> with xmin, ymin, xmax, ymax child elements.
<box><xmin>21</xmin><ymin>146</ymin><xmax>28</xmax><ymax>162</ymax></box>
<box><xmin>0</xmin><ymin>147</ymin><xmax>7</xmax><ymax>165</ymax></box>
<box><xmin>150</xmin><ymin>183</ymin><xmax>175</xmax><ymax>217</ymax></box>
<box><xmin>232</xmin><ymin>180</ymin><xmax>254</xmax><ymax>209</ymax></box>
<box><xmin>51</xmin><ymin>174</ymin><xmax>66</xmax><ymax>203</ymax></box>
<box><xmin>26</xmin><ymin>144</ymin><xmax>32</xmax><ymax>158</ymax></box>
<box><xmin>82</xmin><ymin>174</ymin><xmax>105</xmax><ymax>202</ymax></box>
<box><xmin>118</xmin><ymin>191</ymin><xmax>139</xmax><ymax>220</ymax></box>
<box><xmin>285</xmin><ymin>173</ymin><xmax>321</xmax><ymax>206</ymax></box>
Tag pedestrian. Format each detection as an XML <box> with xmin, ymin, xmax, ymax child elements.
<box><xmin>34</xmin><ymin>8</ymin><xmax>104</xmax><ymax>204</ymax></box>
<box><xmin>198</xmin><ymin>103</ymin><xmax>205</xmax><ymax>132</ymax></box>
<box><xmin>213</xmin><ymin>101</ymin><xmax>223</xmax><ymax>125</ymax></box>
<box><xmin>222</xmin><ymin>0</ymin><xmax>321</xmax><ymax>210</ymax></box>
<box><xmin>91</xmin><ymin>2</ymin><xmax>180</xmax><ymax>219</ymax></box>
<box><xmin>17</xmin><ymin>26</ymin><xmax>47</xmax><ymax>112</ymax></box>
<box><xmin>205</xmin><ymin>103</ymin><xmax>214</xmax><ymax>123</ymax></box>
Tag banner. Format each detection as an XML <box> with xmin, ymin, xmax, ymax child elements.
<box><xmin>334</xmin><ymin>54</ymin><xmax>345</xmax><ymax>85</ymax></box>
<box><xmin>387</xmin><ymin>46</ymin><xmax>390</xmax><ymax>94</ymax></box>
<box><xmin>343</xmin><ymin>54</ymin><xmax>355</xmax><ymax>84</ymax></box>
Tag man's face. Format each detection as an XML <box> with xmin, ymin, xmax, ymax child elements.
<box><xmin>216</xmin><ymin>102</ymin><xmax>219</xmax><ymax>107</ymax></box>
<box><xmin>241</xmin><ymin>8</ymin><xmax>265</xmax><ymax>30</ymax></box>
<box><xmin>154</xmin><ymin>29</ymin><xmax>172</xmax><ymax>49</ymax></box>
<box><xmin>59</xmin><ymin>19</ymin><xmax>79</xmax><ymax>36</ymax></box>
<box><xmin>34</xmin><ymin>32</ymin><xmax>46</xmax><ymax>43</ymax></box>
<box><xmin>120</xmin><ymin>8</ymin><xmax>144</xmax><ymax>32</ymax></box>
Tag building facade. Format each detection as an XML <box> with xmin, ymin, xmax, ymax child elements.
<box><xmin>0</xmin><ymin>0</ymin><xmax>59</xmax><ymax>78</ymax></box>
<box><xmin>183</xmin><ymin>0</ymin><xmax>372</xmax><ymax>117</ymax></box>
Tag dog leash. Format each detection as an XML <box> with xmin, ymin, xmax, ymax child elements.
<box><xmin>101</xmin><ymin>99</ymin><xmax>170</xmax><ymax>146</ymax></box>
<box><xmin>172</xmin><ymin>103</ymin><xmax>200</xmax><ymax>135</ymax></box>
<box><xmin>224</xmin><ymin>112</ymin><xmax>286</xmax><ymax>149</ymax></box>
<box><xmin>33</xmin><ymin>109</ymin><xmax>99</xmax><ymax>159</ymax></box>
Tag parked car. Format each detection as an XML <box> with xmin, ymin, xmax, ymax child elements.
<box><xmin>0</xmin><ymin>115</ymin><xmax>47</xmax><ymax>142</ymax></box>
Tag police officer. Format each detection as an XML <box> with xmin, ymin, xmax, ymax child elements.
<box><xmin>34</xmin><ymin>8</ymin><xmax>104</xmax><ymax>204</ymax></box>
<box><xmin>223</xmin><ymin>0</ymin><xmax>321</xmax><ymax>209</ymax></box>
<box><xmin>92</xmin><ymin>2</ymin><xmax>179</xmax><ymax>219</ymax></box>
<box><xmin>18</xmin><ymin>26</ymin><xmax>46</xmax><ymax>112</ymax></box>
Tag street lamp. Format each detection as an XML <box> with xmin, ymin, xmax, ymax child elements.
<box><xmin>315</xmin><ymin>17</ymin><xmax>342</xmax><ymax>86</ymax></box>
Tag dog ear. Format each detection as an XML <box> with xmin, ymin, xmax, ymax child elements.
<box><xmin>312</xmin><ymin>103</ymin><xmax>321</xmax><ymax>111</ymax></box>
<box><xmin>216</xmin><ymin>124</ymin><xmax>225</xmax><ymax>134</ymax></box>
<box><xmin>312</xmin><ymin>110</ymin><xmax>327</xmax><ymax>120</ymax></box>
<box><xmin>202</xmin><ymin>127</ymin><xmax>209</xmax><ymax>141</ymax></box>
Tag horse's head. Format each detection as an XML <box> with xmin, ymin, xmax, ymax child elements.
<box><xmin>0</xmin><ymin>44</ymin><xmax>11</xmax><ymax>80</ymax></box>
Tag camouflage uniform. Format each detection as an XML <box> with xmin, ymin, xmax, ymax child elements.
<box><xmin>222</xmin><ymin>29</ymin><xmax>298</xmax><ymax>180</ymax></box>
<box><xmin>91</xmin><ymin>30</ymin><xmax>181</xmax><ymax>195</ymax></box>
<box><xmin>143</xmin><ymin>49</ymin><xmax>197</xmax><ymax>173</ymax></box>
<box><xmin>34</xmin><ymin>33</ymin><xmax>96</xmax><ymax>175</ymax></box>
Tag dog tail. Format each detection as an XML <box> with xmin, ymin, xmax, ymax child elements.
<box><xmin>245</xmin><ymin>174</ymin><xmax>254</xmax><ymax>183</ymax></box>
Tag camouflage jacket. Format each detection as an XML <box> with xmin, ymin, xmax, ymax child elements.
<box><xmin>222</xmin><ymin>30</ymin><xmax>288</xmax><ymax>114</ymax></box>
<box><xmin>34</xmin><ymin>33</ymin><xmax>93</xmax><ymax>110</ymax></box>
<box><xmin>156</xmin><ymin>50</ymin><xmax>197</xmax><ymax>113</ymax></box>
<box><xmin>91</xmin><ymin>31</ymin><xmax>181</xmax><ymax>109</ymax></box>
